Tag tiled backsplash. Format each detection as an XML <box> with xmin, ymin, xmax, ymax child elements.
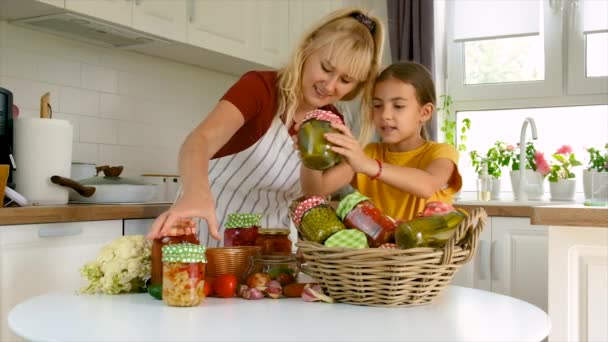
<box><xmin>0</xmin><ymin>21</ymin><xmax>238</xmax><ymax>177</ymax></box>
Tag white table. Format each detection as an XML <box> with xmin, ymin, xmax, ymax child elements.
<box><xmin>9</xmin><ymin>286</ymin><xmax>550</xmax><ymax>342</ymax></box>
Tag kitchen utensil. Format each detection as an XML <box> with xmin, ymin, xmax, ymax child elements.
<box><xmin>50</xmin><ymin>166</ymin><xmax>157</xmax><ymax>203</ymax></box>
<box><xmin>141</xmin><ymin>174</ymin><xmax>180</xmax><ymax>202</ymax></box>
<box><xmin>14</xmin><ymin>117</ymin><xmax>73</xmax><ymax>205</ymax></box>
<box><xmin>40</xmin><ymin>92</ymin><xmax>52</xmax><ymax>119</ymax></box>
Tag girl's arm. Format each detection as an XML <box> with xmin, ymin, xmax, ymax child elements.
<box><xmin>148</xmin><ymin>100</ymin><xmax>245</xmax><ymax>240</ymax></box>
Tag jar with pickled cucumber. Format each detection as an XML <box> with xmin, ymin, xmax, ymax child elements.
<box><xmin>290</xmin><ymin>196</ymin><xmax>345</xmax><ymax>243</ymax></box>
<box><xmin>297</xmin><ymin>109</ymin><xmax>344</xmax><ymax>170</ymax></box>
<box><xmin>336</xmin><ymin>191</ymin><xmax>397</xmax><ymax>247</ymax></box>
<box><xmin>395</xmin><ymin>209</ymin><xmax>467</xmax><ymax>249</ymax></box>
<box><xmin>162</xmin><ymin>243</ymin><xmax>207</xmax><ymax>307</ymax></box>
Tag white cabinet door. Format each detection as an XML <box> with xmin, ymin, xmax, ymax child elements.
<box><xmin>288</xmin><ymin>0</ymin><xmax>343</xmax><ymax>47</ymax></box>
<box><xmin>0</xmin><ymin>221</ymin><xmax>122</xmax><ymax>342</ymax></box>
<box><xmin>132</xmin><ymin>0</ymin><xmax>187</xmax><ymax>42</ymax></box>
<box><xmin>253</xmin><ymin>0</ymin><xmax>289</xmax><ymax>67</ymax></box>
<box><xmin>187</xmin><ymin>0</ymin><xmax>256</xmax><ymax>61</ymax></box>
<box><xmin>124</xmin><ymin>218</ymin><xmax>154</xmax><ymax>236</ymax></box>
<box><xmin>65</xmin><ymin>0</ymin><xmax>132</xmax><ymax>27</ymax></box>
<box><xmin>451</xmin><ymin>218</ymin><xmax>492</xmax><ymax>291</ymax></box>
<box><xmin>491</xmin><ymin>217</ymin><xmax>548</xmax><ymax>312</ymax></box>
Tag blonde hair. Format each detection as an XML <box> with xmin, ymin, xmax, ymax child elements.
<box><xmin>277</xmin><ymin>7</ymin><xmax>385</xmax><ymax>129</ymax></box>
<box><xmin>359</xmin><ymin>62</ymin><xmax>437</xmax><ymax>144</ymax></box>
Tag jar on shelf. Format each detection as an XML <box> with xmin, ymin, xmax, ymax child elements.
<box><xmin>255</xmin><ymin>228</ymin><xmax>292</xmax><ymax>255</ymax></box>
<box><xmin>395</xmin><ymin>209</ymin><xmax>468</xmax><ymax>249</ymax></box>
<box><xmin>336</xmin><ymin>191</ymin><xmax>397</xmax><ymax>247</ymax></box>
<box><xmin>290</xmin><ymin>196</ymin><xmax>345</xmax><ymax>244</ymax></box>
<box><xmin>161</xmin><ymin>243</ymin><xmax>207</xmax><ymax>307</ymax></box>
<box><xmin>297</xmin><ymin>109</ymin><xmax>344</xmax><ymax>170</ymax></box>
<box><xmin>151</xmin><ymin>234</ymin><xmax>200</xmax><ymax>287</ymax></box>
<box><xmin>223</xmin><ymin>213</ymin><xmax>261</xmax><ymax>247</ymax></box>
<box><xmin>243</xmin><ymin>254</ymin><xmax>300</xmax><ymax>286</ymax></box>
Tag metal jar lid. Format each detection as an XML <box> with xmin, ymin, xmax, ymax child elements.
<box><xmin>258</xmin><ymin>228</ymin><xmax>290</xmax><ymax>236</ymax></box>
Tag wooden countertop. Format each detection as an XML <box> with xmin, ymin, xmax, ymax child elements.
<box><xmin>531</xmin><ymin>205</ymin><xmax>608</xmax><ymax>228</ymax></box>
<box><xmin>0</xmin><ymin>203</ymin><xmax>171</xmax><ymax>225</ymax></box>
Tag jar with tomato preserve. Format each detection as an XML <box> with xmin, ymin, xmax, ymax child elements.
<box><xmin>255</xmin><ymin>228</ymin><xmax>292</xmax><ymax>255</ymax></box>
<box><xmin>223</xmin><ymin>213</ymin><xmax>261</xmax><ymax>247</ymax></box>
<box><xmin>161</xmin><ymin>243</ymin><xmax>207</xmax><ymax>307</ymax></box>
<box><xmin>336</xmin><ymin>191</ymin><xmax>397</xmax><ymax>247</ymax></box>
<box><xmin>297</xmin><ymin>109</ymin><xmax>344</xmax><ymax>170</ymax></box>
<box><xmin>290</xmin><ymin>196</ymin><xmax>345</xmax><ymax>243</ymax></box>
<box><xmin>151</xmin><ymin>234</ymin><xmax>200</xmax><ymax>287</ymax></box>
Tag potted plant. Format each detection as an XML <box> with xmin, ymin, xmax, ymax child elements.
<box><xmin>438</xmin><ymin>94</ymin><xmax>471</xmax><ymax>153</ymax></box>
<box><xmin>506</xmin><ymin>142</ymin><xmax>549</xmax><ymax>200</ymax></box>
<box><xmin>547</xmin><ymin>145</ymin><xmax>582</xmax><ymax>201</ymax></box>
<box><xmin>583</xmin><ymin>144</ymin><xmax>608</xmax><ymax>203</ymax></box>
<box><xmin>469</xmin><ymin>141</ymin><xmax>512</xmax><ymax>199</ymax></box>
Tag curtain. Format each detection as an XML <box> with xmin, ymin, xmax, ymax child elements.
<box><xmin>386</xmin><ymin>0</ymin><xmax>436</xmax><ymax>140</ymax></box>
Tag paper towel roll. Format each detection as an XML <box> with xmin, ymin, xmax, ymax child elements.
<box><xmin>14</xmin><ymin>118</ymin><xmax>73</xmax><ymax>205</ymax></box>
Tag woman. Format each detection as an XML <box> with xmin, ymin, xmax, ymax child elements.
<box><xmin>147</xmin><ymin>7</ymin><xmax>385</xmax><ymax>246</ymax></box>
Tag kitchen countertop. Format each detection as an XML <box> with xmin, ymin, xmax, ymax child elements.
<box><xmin>8</xmin><ymin>286</ymin><xmax>550</xmax><ymax>342</ymax></box>
<box><xmin>531</xmin><ymin>204</ymin><xmax>608</xmax><ymax>228</ymax></box>
<box><xmin>454</xmin><ymin>192</ymin><xmax>580</xmax><ymax>218</ymax></box>
<box><xmin>0</xmin><ymin>203</ymin><xmax>171</xmax><ymax>225</ymax></box>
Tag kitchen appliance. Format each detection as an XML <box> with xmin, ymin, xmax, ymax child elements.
<box><xmin>0</xmin><ymin>87</ymin><xmax>14</xmax><ymax>188</ymax></box>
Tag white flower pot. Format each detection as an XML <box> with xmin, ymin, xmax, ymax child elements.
<box><xmin>583</xmin><ymin>169</ymin><xmax>608</xmax><ymax>201</ymax></box>
<box><xmin>549</xmin><ymin>178</ymin><xmax>576</xmax><ymax>201</ymax></box>
<box><xmin>510</xmin><ymin>170</ymin><xmax>545</xmax><ymax>200</ymax></box>
<box><xmin>490</xmin><ymin>178</ymin><xmax>501</xmax><ymax>200</ymax></box>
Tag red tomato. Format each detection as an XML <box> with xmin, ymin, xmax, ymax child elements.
<box><xmin>214</xmin><ymin>274</ymin><xmax>238</xmax><ymax>298</ymax></box>
<box><xmin>203</xmin><ymin>281</ymin><xmax>214</xmax><ymax>297</ymax></box>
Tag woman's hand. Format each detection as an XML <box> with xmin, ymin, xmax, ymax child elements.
<box><xmin>146</xmin><ymin>191</ymin><xmax>220</xmax><ymax>241</ymax></box>
<box><xmin>324</xmin><ymin>122</ymin><xmax>377</xmax><ymax>176</ymax></box>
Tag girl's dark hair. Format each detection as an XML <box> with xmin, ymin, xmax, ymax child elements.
<box><xmin>363</xmin><ymin>61</ymin><xmax>436</xmax><ymax>140</ymax></box>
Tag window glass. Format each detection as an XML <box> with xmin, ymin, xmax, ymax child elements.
<box><xmin>456</xmin><ymin>105</ymin><xmax>608</xmax><ymax>194</ymax></box>
<box><xmin>586</xmin><ymin>32</ymin><xmax>608</xmax><ymax>77</ymax></box>
<box><xmin>464</xmin><ymin>35</ymin><xmax>545</xmax><ymax>85</ymax></box>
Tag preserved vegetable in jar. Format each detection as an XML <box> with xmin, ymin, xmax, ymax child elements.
<box><xmin>336</xmin><ymin>191</ymin><xmax>397</xmax><ymax>247</ymax></box>
<box><xmin>290</xmin><ymin>196</ymin><xmax>345</xmax><ymax>243</ymax></box>
<box><xmin>223</xmin><ymin>213</ymin><xmax>261</xmax><ymax>247</ymax></box>
<box><xmin>243</xmin><ymin>254</ymin><xmax>300</xmax><ymax>286</ymax></box>
<box><xmin>162</xmin><ymin>243</ymin><xmax>207</xmax><ymax>307</ymax></box>
<box><xmin>151</xmin><ymin>234</ymin><xmax>200</xmax><ymax>287</ymax></box>
<box><xmin>297</xmin><ymin>110</ymin><xmax>343</xmax><ymax>170</ymax></box>
<box><xmin>395</xmin><ymin>209</ymin><xmax>467</xmax><ymax>249</ymax></box>
<box><xmin>255</xmin><ymin>228</ymin><xmax>292</xmax><ymax>255</ymax></box>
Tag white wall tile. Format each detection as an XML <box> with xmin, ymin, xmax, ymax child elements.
<box><xmin>99</xmin><ymin>93</ymin><xmax>134</xmax><ymax>120</ymax></box>
<box><xmin>0</xmin><ymin>76</ymin><xmax>61</xmax><ymax>112</ymax></box>
<box><xmin>72</xmin><ymin>142</ymin><xmax>99</xmax><ymax>164</ymax></box>
<box><xmin>0</xmin><ymin>48</ymin><xmax>38</xmax><ymax>80</ymax></box>
<box><xmin>79</xmin><ymin>117</ymin><xmax>117</xmax><ymax>144</ymax></box>
<box><xmin>81</xmin><ymin>64</ymin><xmax>117</xmax><ymax>93</ymax></box>
<box><xmin>59</xmin><ymin>87</ymin><xmax>99</xmax><ymax>116</ymax></box>
<box><xmin>37</xmin><ymin>56</ymin><xmax>81</xmax><ymax>88</ymax></box>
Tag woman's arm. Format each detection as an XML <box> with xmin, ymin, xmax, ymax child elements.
<box><xmin>300</xmin><ymin>161</ymin><xmax>355</xmax><ymax>197</ymax></box>
<box><xmin>148</xmin><ymin>100</ymin><xmax>245</xmax><ymax>239</ymax></box>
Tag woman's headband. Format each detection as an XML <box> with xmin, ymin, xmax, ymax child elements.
<box><xmin>351</xmin><ymin>12</ymin><xmax>376</xmax><ymax>34</ymax></box>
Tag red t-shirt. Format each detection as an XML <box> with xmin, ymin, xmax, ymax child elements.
<box><xmin>214</xmin><ymin>71</ymin><xmax>341</xmax><ymax>159</ymax></box>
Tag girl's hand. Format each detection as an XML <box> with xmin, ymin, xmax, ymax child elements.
<box><xmin>325</xmin><ymin>123</ymin><xmax>377</xmax><ymax>176</ymax></box>
<box><xmin>146</xmin><ymin>191</ymin><xmax>220</xmax><ymax>241</ymax></box>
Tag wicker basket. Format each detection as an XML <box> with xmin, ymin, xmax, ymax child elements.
<box><xmin>206</xmin><ymin>246</ymin><xmax>261</xmax><ymax>280</ymax></box>
<box><xmin>296</xmin><ymin>207</ymin><xmax>487</xmax><ymax>307</ymax></box>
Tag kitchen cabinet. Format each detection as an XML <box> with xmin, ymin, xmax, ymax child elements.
<box><xmin>65</xmin><ymin>0</ymin><xmax>132</xmax><ymax>27</ymax></box>
<box><xmin>0</xmin><ymin>221</ymin><xmax>122</xmax><ymax>341</ymax></box>
<box><xmin>132</xmin><ymin>0</ymin><xmax>188</xmax><ymax>43</ymax></box>
<box><xmin>452</xmin><ymin>217</ymin><xmax>548</xmax><ymax>312</ymax></box>
<box><xmin>288</xmin><ymin>0</ymin><xmax>344</xmax><ymax>46</ymax></box>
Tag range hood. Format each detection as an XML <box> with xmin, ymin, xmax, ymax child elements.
<box><xmin>10</xmin><ymin>12</ymin><xmax>169</xmax><ymax>48</ymax></box>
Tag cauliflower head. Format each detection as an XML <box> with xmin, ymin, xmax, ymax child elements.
<box><xmin>80</xmin><ymin>235</ymin><xmax>151</xmax><ymax>294</ymax></box>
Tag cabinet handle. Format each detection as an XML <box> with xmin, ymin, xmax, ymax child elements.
<box><xmin>188</xmin><ymin>0</ymin><xmax>195</xmax><ymax>22</ymax></box>
<box><xmin>491</xmin><ymin>240</ymin><xmax>501</xmax><ymax>281</ymax></box>
<box><xmin>38</xmin><ymin>226</ymin><xmax>83</xmax><ymax>238</ymax></box>
<box><xmin>478</xmin><ymin>240</ymin><xmax>490</xmax><ymax>280</ymax></box>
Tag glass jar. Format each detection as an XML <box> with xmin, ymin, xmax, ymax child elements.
<box><xmin>223</xmin><ymin>213</ymin><xmax>262</xmax><ymax>247</ymax></box>
<box><xmin>243</xmin><ymin>254</ymin><xmax>300</xmax><ymax>286</ymax></box>
<box><xmin>151</xmin><ymin>234</ymin><xmax>200</xmax><ymax>287</ymax></box>
<box><xmin>298</xmin><ymin>109</ymin><xmax>343</xmax><ymax>170</ymax></box>
<box><xmin>255</xmin><ymin>228</ymin><xmax>292</xmax><ymax>255</ymax></box>
<box><xmin>336</xmin><ymin>191</ymin><xmax>397</xmax><ymax>247</ymax></box>
<box><xmin>395</xmin><ymin>209</ymin><xmax>468</xmax><ymax>249</ymax></box>
<box><xmin>290</xmin><ymin>196</ymin><xmax>345</xmax><ymax>244</ymax></box>
<box><xmin>161</xmin><ymin>243</ymin><xmax>207</xmax><ymax>307</ymax></box>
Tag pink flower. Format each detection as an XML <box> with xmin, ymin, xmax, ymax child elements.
<box><xmin>534</xmin><ymin>151</ymin><xmax>551</xmax><ymax>176</ymax></box>
<box><xmin>507</xmin><ymin>145</ymin><xmax>515</xmax><ymax>151</ymax></box>
<box><xmin>555</xmin><ymin>145</ymin><xmax>573</xmax><ymax>155</ymax></box>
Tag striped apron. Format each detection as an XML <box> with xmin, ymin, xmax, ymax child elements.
<box><xmin>200</xmin><ymin>115</ymin><xmax>302</xmax><ymax>247</ymax></box>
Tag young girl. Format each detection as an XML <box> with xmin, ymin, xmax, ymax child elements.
<box><xmin>301</xmin><ymin>62</ymin><xmax>462</xmax><ymax>221</ymax></box>
<box><xmin>147</xmin><ymin>8</ymin><xmax>385</xmax><ymax>244</ymax></box>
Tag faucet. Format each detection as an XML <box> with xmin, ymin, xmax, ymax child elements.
<box><xmin>518</xmin><ymin>117</ymin><xmax>538</xmax><ymax>201</ymax></box>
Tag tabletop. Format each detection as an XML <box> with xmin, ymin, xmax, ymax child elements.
<box><xmin>8</xmin><ymin>286</ymin><xmax>550</xmax><ymax>342</ymax></box>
